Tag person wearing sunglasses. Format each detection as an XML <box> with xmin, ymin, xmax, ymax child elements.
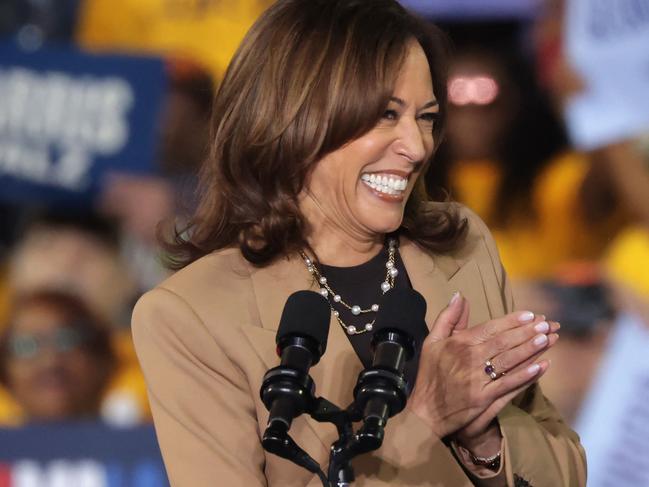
<box><xmin>0</xmin><ymin>290</ymin><xmax>116</xmax><ymax>422</ymax></box>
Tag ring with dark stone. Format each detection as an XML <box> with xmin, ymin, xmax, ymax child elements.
<box><xmin>484</xmin><ymin>360</ymin><xmax>499</xmax><ymax>381</ymax></box>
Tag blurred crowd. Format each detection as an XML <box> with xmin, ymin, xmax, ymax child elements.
<box><xmin>0</xmin><ymin>0</ymin><xmax>648</xmax><ymax>437</ymax></box>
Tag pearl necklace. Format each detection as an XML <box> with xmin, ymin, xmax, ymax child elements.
<box><xmin>299</xmin><ymin>239</ymin><xmax>399</xmax><ymax>335</ymax></box>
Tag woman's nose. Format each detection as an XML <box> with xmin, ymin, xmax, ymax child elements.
<box><xmin>395</xmin><ymin>118</ymin><xmax>427</xmax><ymax>164</ymax></box>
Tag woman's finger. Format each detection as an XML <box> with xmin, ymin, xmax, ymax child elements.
<box><xmin>460</xmin><ymin>360</ymin><xmax>550</xmax><ymax>438</ymax></box>
<box><xmin>427</xmin><ymin>292</ymin><xmax>466</xmax><ymax>343</ymax></box>
<box><xmin>451</xmin><ymin>297</ymin><xmax>470</xmax><ymax>335</ymax></box>
<box><xmin>476</xmin><ymin>314</ymin><xmax>547</xmax><ymax>359</ymax></box>
<box><xmin>485</xmin><ymin>323</ymin><xmax>558</xmax><ymax>374</ymax></box>
<box><xmin>485</xmin><ymin>357</ymin><xmax>548</xmax><ymax>398</ymax></box>
<box><xmin>464</xmin><ymin>311</ymin><xmax>540</xmax><ymax>347</ymax></box>
<box><xmin>492</xmin><ymin>334</ymin><xmax>558</xmax><ymax>378</ymax></box>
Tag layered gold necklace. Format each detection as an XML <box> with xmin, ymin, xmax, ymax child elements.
<box><xmin>299</xmin><ymin>239</ymin><xmax>399</xmax><ymax>335</ymax></box>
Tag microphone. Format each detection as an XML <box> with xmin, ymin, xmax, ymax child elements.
<box><xmin>260</xmin><ymin>290</ymin><xmax>330</xmax><ymax>471</ymax></box>
<box><xmin>352</xmin><ymin>288</ymin><xmax>428</xmax><ymax>447</ymax></box>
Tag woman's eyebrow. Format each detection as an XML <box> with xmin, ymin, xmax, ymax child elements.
<box><xmin>421</xmin><ymin>100</ymin><xmax>439</xmax><ymax>110</ymax></box>
<box><xmin>389</xmin><ymin>96</ymin><xmax>439</xmax><ymax>110</ymax></box>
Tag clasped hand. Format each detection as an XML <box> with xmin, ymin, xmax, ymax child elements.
<box><xmin>408</xmin><ymin>293</ymin><xmax>559</xmax><ymax>443</ymax></box>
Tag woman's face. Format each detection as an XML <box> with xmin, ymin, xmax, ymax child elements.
<box><xmin>5</xmin><ymin>302</ymin><xmax>106</xmax><ymax>421</ymax></box>
<box><xmin>304</xmin><ymin>41</ymin><xmax>438</xmax><ymax>238</ymax></box>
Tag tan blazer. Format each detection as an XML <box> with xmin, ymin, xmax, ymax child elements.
<box><xmin>132</xmin><ymin>206</ymin><xmax>587</xmax><ymax>486</ymax></box>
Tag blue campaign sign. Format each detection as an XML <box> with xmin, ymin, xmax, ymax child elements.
<box><xmin>0</xmin><ymin>422</ymin><xmax>169</xmax><ymax>487</ymax></box>
<box><xmin>0</xmin><ymin>43</ymin><xmax>166</xmax><ymax>206</ymax></box>
<box><xmin>400</xmin><ymin>0</ymin><xmax>542</xmax><ymax>19</ymax></box>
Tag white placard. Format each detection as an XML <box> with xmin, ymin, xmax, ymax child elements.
<box><xmin>575</xmin><ymin>313</ymin><xmax>649</xmax><ymax>486</ymax></box>
<box><xmin>564</xmin><ymin>0</ymin><xmax>649</xmax><ymax>149</ymax></box>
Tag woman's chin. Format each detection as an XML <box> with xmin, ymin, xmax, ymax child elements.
<box><xmin>359</xmin><ymin>212</ymin><xmax>404</xmax><ymax>236</ymax></box>
<box><xmin>355</xmin><ymin>184</ymin><xmax>408</xmax><ymax>235</ymax></box>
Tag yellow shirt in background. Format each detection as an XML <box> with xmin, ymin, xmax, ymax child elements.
<box><xmin>0</xmin><ymin>268</ymin><xmax>10</xmax><ymax>327</ymax></box>
<box><xmin>76</xmin><ymin>0</ymin><xmax>272</xmax><ymax>80</ymax></box>
<box><xmin>450</xmin><ymin>153</ymin><xmax>622</xmax><ymax>279</ymax></box>
<box><xmin>605</xmin><ymin>226</ymin><xmax>649</xmax><ymax>299</ymax></box>
<box><xmin>448</xmin><ymin>159</ymin><xmax>502</xmax><ymax>226</ymax></box>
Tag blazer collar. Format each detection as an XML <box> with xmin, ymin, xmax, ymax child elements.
<box><xmin>250</xmin><ymin>235</ymin><xmax>467</xmax><ymax>334</ymax></box>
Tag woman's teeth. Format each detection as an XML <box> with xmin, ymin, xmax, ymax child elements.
<box><xmin>360</xmin><ymin>173</ymin><xmax>408</xmax><ymax>195</ymax></box>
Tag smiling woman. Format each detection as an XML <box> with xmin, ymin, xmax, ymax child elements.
<box><xmin>301</xmin><ymin>41</ymin><xmax>443</xmax><ymax>265</ymax></box>
<box><xmin>162</xmin><ymin>0</ymin><xmax>465</xmax><ymax>268</ymax></box>
<box><xmin>132</xmin><ymin>1</ymin><xmax>586</xmax><ymax>486</ymax></box>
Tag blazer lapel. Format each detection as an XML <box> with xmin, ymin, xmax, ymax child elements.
<box><xmin>249</xmin><ymin>254</ymin><xmax>363</xmax><ymax>458</ymax></box>
<box><xmin>399</xmin><ymin>237</ymin><xmax>492</xmax><ymax>329</ymax></box>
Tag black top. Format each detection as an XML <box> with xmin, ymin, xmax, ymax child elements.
<box><xmin>319</xmin><ymin>241</ymin><xmax>423</xmax><ymax>393</ymax></box>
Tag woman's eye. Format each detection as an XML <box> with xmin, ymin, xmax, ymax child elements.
<box><xmin>419</xmin><ymin>112</ymin><xmax>439</xmax><ymax>123</ymax></box>
<box><xmin>382</xmin><ymin>109</ymin><xmax>399</xmax><ymax>120</ymax></box>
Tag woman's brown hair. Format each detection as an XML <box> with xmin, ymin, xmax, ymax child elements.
<box><xmin>165</xmin><ymin>0</ymin><xmax>467</xmax><ymax>268</ymax></box>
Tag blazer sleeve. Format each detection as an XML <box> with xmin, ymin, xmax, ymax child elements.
<box><xmin>473</xmin><ymin>211</ymin><xmax>588</xmax><ymax>487</ymax></box>
<box><xmin>131</xmin><ymin>287</ymin><xmax>267</xmax><ymax>487</ymax></box>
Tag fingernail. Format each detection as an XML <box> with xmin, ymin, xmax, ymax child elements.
<box><xmin>534</xmin><ymin>321</ymin><xmax>549</xmax><ymax>333</ymax></box>
<box><xmin>533</xmin><ymin>334</ymin><xmax>548</xmax><ymax>346</ymax></box>
<box><xmin>518</xmin><ymin>311</ymin><xmax>535</xmax><ymax>324</ymax></box>
<box><xmin>527</xmin><ymin>363</ymin><xmax>540</xmax><ymax>375</ymax></box>
<box><xmin>449</xmin><ymin>291</ymin><xmax>461</xmax><ymax>305</ymax></box>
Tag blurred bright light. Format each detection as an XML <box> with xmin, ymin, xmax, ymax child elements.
<box><xmin>448</xmin><ymin>75</ymin><xmax>500</xmax><ymax>106</ymax></box>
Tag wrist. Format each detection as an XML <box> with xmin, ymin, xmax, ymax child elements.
<box><xmin>456</xmin><ymin>444</ymin><xmax>502</xmax><ymax>472</ymax></box>
<box><xmin>452</xmin><ymin>423</ymin><xmax>503</xmax><ymax>473</ymax></box>
<box><xmin>455</xmin><ymin>421</ymin><xmax>502</xmax><ymax>458</ymax></box>
<box><xmin>406</xmin><ymin>401</ymin><xmax>446</xmax><ymax>439</ymax></box>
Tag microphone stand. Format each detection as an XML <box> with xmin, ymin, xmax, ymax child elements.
<box><xmin>309</xmin><ymin>397</ymin><xmax>357</xmax><ymax>487</ymax></box>
<box><xmin>261</xmin><ymin>365</ymin><xmax>329</xmax><ymax>486</ymax></box>
<box><xmin>310</xmin><ymin>365</ymin><xmax>408</xmax><ymax>486</ymax></box>
<box><xmin>261</xmin><ymin>366</ymin><xmax>408</xmax><ymax>486</ymax></box>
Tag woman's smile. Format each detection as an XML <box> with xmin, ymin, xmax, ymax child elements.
<box><xmin>360</xmin><ymin>170</ymin><xmax>411</xmax><ymax>202</ymax></box>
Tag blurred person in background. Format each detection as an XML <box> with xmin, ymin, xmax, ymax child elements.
<box><xmin>426</xmin><ymin>14</ymin><xmax>646</xmax><ymax>425</ymax></box>
<box><xmin>8</xmin><ymin>211</ymin><xmax>136</xmax><ymax>323</ymax></box>
<box><xmin>427</xmin><ymin>23</ymin><xmax>623</xmax><ymax>282</ymax></box>
<box><xmin>2</xmin><ymin>212</ymin><xmax>150</xmax><ymax>426</ymax></box>
<box><xmin>529</xmin><ymin>0</ymin><xmax>649</xmax><ymax>426</ymax></box>
<box><xmin>534</xmin><ymin>0</ymin><xmax>649</xmax><ymax>235</ymax></box>
<box><xmin>0</xmin><ymin>290</ymin><xmax>116</xmax><ymax>424</ymax></box>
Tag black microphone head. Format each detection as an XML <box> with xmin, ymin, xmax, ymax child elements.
<box><xmin>277</xmin><ymin>290</ymin><xmax>331</xmax><ymax>358</ymax></box>
<box><xmin>373</xmin><ymin>288</ymin><xmax>428</xmax><ymax>348</ymax></box>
